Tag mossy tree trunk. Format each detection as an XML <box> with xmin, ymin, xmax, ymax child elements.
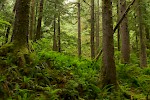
<box><xmin>12</xmin><ymin>0</ymin><xmax>31</xmax><ymax>67</ymax></box>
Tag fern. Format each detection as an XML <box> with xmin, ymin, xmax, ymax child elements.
<box><xmin>0</xmin><ymin>19</ymin><xmax>11</xmax><ymax>26</ymax></box>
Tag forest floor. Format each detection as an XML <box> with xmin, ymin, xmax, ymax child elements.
<box><xmin>0</xmin><ymin>42</ymin><xmax>150</xmax><ymax>100</ymax></box>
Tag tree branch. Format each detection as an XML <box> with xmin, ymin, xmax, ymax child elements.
<box><xmin>82</xmin><ymin>0</ymin><xmax>91</xmax><ymax>7</ymax></box>
<box><xmin>94</xmin><ymin>49</ymin><xmax>102</xmax><ymax>61</ymax></box>
<box><xmin>113</xmin><ymin>0</ymin><xmax>136</xmax><ymax>33</ymax></box>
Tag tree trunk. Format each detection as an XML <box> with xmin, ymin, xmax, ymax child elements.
<box><xmin>13</xmin><ymin>0</ymin><xmax>19</xmax><ymax>13</ymax></box>
<box><xmin>95</xmin><ymin>0</ymin><xmax>100</xmax><ymax>55</ymax></box>
<box><xmin>90</xmin><ymin>0</ymin><xmax>95</xmax><ymax>59</ymax></box>
<box><xmin>117</xmin><ymin>0</ymin><xmax>120</xmax><ymax>51</ymax></box>
<box><xmin>57</xmin><ymin>11</ymin><xmax>61</xmax><ymax>52</ymax></box>
<box><xmin>35</xmin><ymin>0</ymin><xmax>44</xmax><ymax>40</ymax></box>
<box><xmin>53</xmin><ymin>1</ymin><xmax>57</xmax><ymax>51</ymax></box>
<box><xmin>120</xmin><ymin>0</ymin><xmax>130</xmax><ymax>64</ymax></box>
<box><xmin>29</xmin><ymin>0</ymin><xmax>35</xmax><ymax>40</ymax></box>
<box><xmin>78</xmin><ymin>0</ymin><xmax>81</xmax><ymax>57</ymax></box>
<box><xmin>137</xmin><ymin>0</ymin><xmax>147</xmax><ymax>67</ymax></box>
<box><xmin>101</xmin><ymin>0</ymin><xmax>117</xmax><ymax>90</ymax></box>
<box><xmin>11</xmin><ymin>0</ymin><xmax>19</xmax><ymax>42</ymax></box>
<box><xmin>12</xmin><ymin>0</ymin><xmax>30</xmax><ymax>67</ymax></box>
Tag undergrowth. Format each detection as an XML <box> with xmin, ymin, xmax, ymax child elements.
<box><xmin>0</xmin><ymin>42</ymin><xmax>150</xmax><ymax>99</ymax></box>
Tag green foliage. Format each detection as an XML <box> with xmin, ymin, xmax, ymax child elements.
<box><xmin>1</xmin><ymin>42</ymin><xmax>150</xmax><ymax>99</ymax></box>
<box><xmin>0</xmin><ymin>45</ymin><xmax>101</xmax><ymax>99</ymax></box>
<box><xmin>0</xmin><ymin>19</ymin><xmax>11</xmax><ymax>26</ymax></box>
<box><xmin>38</xmin><ymin>49</ymin><xmax>100</xmax><ymax>99</ymax></box>
<box><xmin>117</xmin><ymin>64</ymin><xmax>150</xmax><ymax>99</ymax></box>
<box><xmin>1</xmin><ymin>0</ymin><xmax>150</xmax><ymax>99</ymax></box>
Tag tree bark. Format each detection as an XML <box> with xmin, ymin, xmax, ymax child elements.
<box><xmin>120</xmin><ymin>0</ymin><xmax>130</xmax><ymax>63</ymax></box>
<box><xmin>90</xmin><ymin>0</ymin><xmax>95</xmax><ymax>59</ymax></box>
<box><xmin>13</xmin><ymin>0</ymin><xmax>30</xmax><ymax>48</ymax></box>
<box><xmin>101</xmin><ymin>0</ymin><xmax>117</xmax><ymax>90</ymax></box>
<box><xmin>12</xmin><ymin>0</ymin><xmax>30</xmax><ymax>67</ymax></box>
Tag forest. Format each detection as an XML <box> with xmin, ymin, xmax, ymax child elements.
<box><xmin>0</xmin><ymin>0</ymin><xmax>150</xmax><ymax>99</ymax></box>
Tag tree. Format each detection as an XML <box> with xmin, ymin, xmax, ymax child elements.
<box><xmin>101</xmin><ymin>0</ymin><xmax>117</xmax><ymax>89</ymax></box>
<box><xmin>90</xmin><ymin>0</ymin><xmax>95</xmax><ymax>59</ymax></box>
<box><xmin>137</xmin><ymin>0</ymin><xmax>147</xmax><ymax>67</ymax></box>
<box><xmin>29</xmin><ymin>0</ymin><xmax>35</xmax><ymax>40</ymax></box>
<box><xmin>53</xmin><ymin>0</ymin><xmax>57</xmax><ymax>51</ymax></box>
<box><xmin>78</xmin><ymin>0</ymin><xmax>81</xmax><ymax>57</ymax></box>
<box><xmin>120</xmin><ymin>0</ymin><xmax>130</xmax><ymax>64</ymax></box>
<box><xmin>57</xmin><ymin>11</ymin><xmax>61</xmax><ymax>52</ymax></box>
<box><xmin>117</xmin><ymin>0</ymin><xmax>120</xmax><ymax>51</ymax></box>
<box><xmin>95</xmin><ymin>0</ymin><xmax>100</xmax><ymax>55</ymax></box>
<box><xmin>35</xmin><ymin>0</ymin><xmax>44</xmax><ymax>40</ymax></box>
<box><xmin>12</xmin><ymin>0</ymin><xmax>31</xmax><ymax>67</ymax></box>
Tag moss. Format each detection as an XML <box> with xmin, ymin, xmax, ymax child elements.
<box><xmin>0</xmin><ymin>43</ymin><xmax>14</xmax><ymax>56</ymax></box>
<box><xmin>0</xmin><ymin>42</ymin><xmax>30</xmax><ymax>67</ymax></box>
<box><xmin>15</xmin><ymin>47</ymin><xmax>29</xmax><ymax>67</ymax></box>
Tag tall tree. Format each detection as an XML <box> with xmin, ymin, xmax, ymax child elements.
<box><xmin>53</xmin><ymin>0</ymin><xmax>57</xmax><ymax>51</ymax></box>
<box><xmin>57</xmin><ymin>11</ymin><xmax>61</xmax><ymax>52</ymax></box>
<box><xmin>35</xmin><ymin>0</ymin><xmax>44</xmax><ymax>40</ymax></box>
<box><xmin>120</xmin><ymin>0</ymin><xmax>130</xmax><ymax>63</ymax></box>
<box><xmin>12</xmin><ymin>0</ymin><xmax>30</xmax><ymax>67</ymax></box>
<box><xmin>90</xmin><ymin>0</ymin><xmax>95</xmax><ymax>59</ymax></box>
<box><xmin>29</xmin><ymin>0</ymin><xmax>35</xmax><ymax>40</ymax></box>
<box><xmin>117</xmin><ymin>0</ymin><xmax>120</xmax><ymax>51</ymax></box>
<box><xmin>78</xmin><ymin>0</ymin><xmax>81</xmax><ymax>57</ymax></box>
<box><xmin>95</xmin><ymin>0</ymin><xmax>100</xmax><ymax>55</ymax></box>
<box><xmin>137</xmin><ymin>0</ymin><xmax>147</xmax><ymax>67</ymax></box>
<box><xmin>101</xmin><ymin>0</ymin><xmax>117</xmax><ymax>89</ymax></box>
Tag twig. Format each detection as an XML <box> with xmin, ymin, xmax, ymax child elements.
<box><xmin>94</xmin><ymin>49</ymin><xmax>102</xmax><ymax>61</ymax></box>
